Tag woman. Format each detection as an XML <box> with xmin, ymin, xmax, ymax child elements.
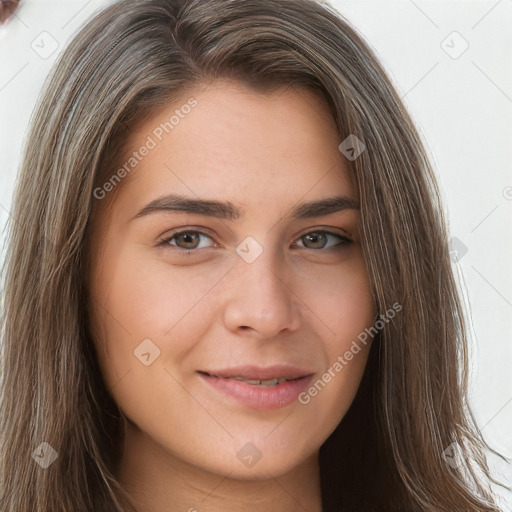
<box><xmin>0</xmin><ymin>0</ymin><xmax>506</xmax><ymax>510</ymax></box>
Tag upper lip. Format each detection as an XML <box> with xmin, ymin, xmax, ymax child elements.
<box><xmin>198</xmin><ymin>364</ymin><xmax>314</xmax><ymax>380</ymax></box>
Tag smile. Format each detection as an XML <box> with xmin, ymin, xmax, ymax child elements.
<box><xmin>197</xmin><ymin>367</ymin><xmax>314</xmax><ymax>410</ymax></box>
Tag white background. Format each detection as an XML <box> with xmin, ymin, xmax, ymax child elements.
<box><xmin>1</xmin><ymin>0</ymin><xmax>511</xmax><ymax>507</ymax></box>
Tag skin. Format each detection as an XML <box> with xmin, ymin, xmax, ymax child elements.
<box><xmin>87</xmin><ymin>79</ymin><xmax>377</xmax><ymax>512</ymax></box>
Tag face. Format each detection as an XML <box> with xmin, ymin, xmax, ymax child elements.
<box><xmin>87</xmin><ymin>79</ymin><xmax>376</xmax><ymax>481</ymax></box>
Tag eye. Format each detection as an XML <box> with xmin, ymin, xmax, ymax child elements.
<box><xmin>292</xmin><ymin>230</ymin><xmax>352</xmax><ymax>250</ymax></box>
<box><xmin>158</xmin><ymin>230</ymin><xmax>216</xmax><ymax>252</ymax></box>
<box><xmin>157</xmin><ymin>228</ymin><xmax>351</xmax><ymax>255</ymax></box>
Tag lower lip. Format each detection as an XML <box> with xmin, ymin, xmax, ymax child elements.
<box><xmin>198</xmin><ymin>373</ymin><xmax>314</xmax><ymax>410</ymax></box>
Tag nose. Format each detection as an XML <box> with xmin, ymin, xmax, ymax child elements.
<box><xmin>222</xmin><ymin>247</ymin><xmax>302</xmax><ymax>339</ymax></box>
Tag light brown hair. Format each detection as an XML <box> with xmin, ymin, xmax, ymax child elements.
<box><xmin>1</xmin><ymin>0</ymin><xmax>507</xmax><ymax>510</ymax></box>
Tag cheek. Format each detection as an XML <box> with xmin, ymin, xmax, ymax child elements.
<box><xmin>88</xmin><ymin>245</ymin><xmax>224</xmax><ymax>387</ymax></box>
<box><xmin>301</xmin><ymin>251</ymin><xmax>376</xmax><ymax>342</ymax></box>
<box><xmin>295</xmin><ymin>256</ymin><xmax>375</xmax><ymax>422</ymax></box>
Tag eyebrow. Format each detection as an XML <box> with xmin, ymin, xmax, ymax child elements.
<box><xmin>132</xmin><ymin>193</ymin><xmax>359</xmax><ymax>222</ymax></box>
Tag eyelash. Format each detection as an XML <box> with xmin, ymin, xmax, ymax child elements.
<box><xmin>156</xmin><ymin>228</ymin><xmax>352</xmax><ymax>255</ymax></box>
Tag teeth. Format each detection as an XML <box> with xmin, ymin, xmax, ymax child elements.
<box><xmin>230</xmin><ymin>376</ymin><xmax>290</xmax><ymax>386</ymax></box>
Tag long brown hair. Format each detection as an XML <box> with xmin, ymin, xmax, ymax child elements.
<box><xmin>0</xmin><ymin>0</ymin><xmax>507</xmax><ymax>510</ymax></box>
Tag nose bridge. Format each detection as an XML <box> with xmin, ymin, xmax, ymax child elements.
<box><xmin>222</xmin><ymin>238</ymin><xmax>301</xmax><ymax>337</ymax></box>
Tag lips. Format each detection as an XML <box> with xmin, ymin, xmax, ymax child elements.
<box><xmin>199</xmin><ymin>374</ymin><xmax>298</xmax><ymax>387</ymax></box>
<box><xmin>197</xmin><ymin>365</ymin><xmax>315</xmax><ymax>410</ymax></box>
<box><xmin>199</xmin><ymin>364</ymin><xmax>313</xmax><ymax>381</ymax></box>
<box><xmin>223</xmin><ymin>376</ymin><xmax>295</xmax><ymax>386</ymax></box>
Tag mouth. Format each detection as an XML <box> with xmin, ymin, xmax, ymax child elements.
<box><xmin>197</xmin><ymin>372</ymin><xmax>302</xmax><ymax>387</ymax></box>
<box><xmin>196</xmin><ymin>365</ymin><xmax>314</xmax><ymax>410</ymax></box>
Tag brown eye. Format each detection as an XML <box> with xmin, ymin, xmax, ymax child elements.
<box><xmin>158</xmin><ymin>230</ymin><xmax>216</xmax><ymax>253</ymax></box>
<box><xmin>303</xmin><ymin>232</ymin><xmax>328</xmax><ymax>249</ymax></box>
<box><xmin>295</xmin><ymin>230</ymin><xmax>351</xmax><ymax>250</ymax></box>
<box><xmin>174</xmin><ymin>232</ymin><xmax>201</xmax><ymax>250</ymax></box>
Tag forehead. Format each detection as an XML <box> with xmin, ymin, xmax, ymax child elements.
<box><xmin>104</xmin><ymin>80</ymin><xmax>355</xmax><ymax>218</ymax></box>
